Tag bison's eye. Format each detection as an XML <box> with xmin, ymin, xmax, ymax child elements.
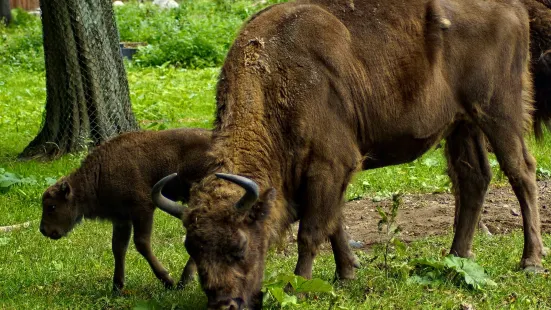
<box><xmin>231</xmin><ymin>248</ymin><xmax>246</xmax><ymax>261</ymax></box>
<box><xmin>48</xmin><ymin>205</ymin><xmax>56</xmax><ymax>212</ymax></box>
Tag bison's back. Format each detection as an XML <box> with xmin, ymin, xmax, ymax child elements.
<box><xmin>76</xmin><ymin>128</ymin><xmax>211</xmax><ymax>208</ymax></box>
<box><xmin>218</xmin><ymin>0</ymin><xmax>530</xmax><ymax>158</ymax></box>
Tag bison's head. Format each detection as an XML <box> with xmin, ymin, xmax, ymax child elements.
<box><xmin>152</xmin><ymin>173</ymin><xmax>276</xmax><ymax>310</ymax></box>
<box><xmin>40</xmin><ymin>179</ymin><xmax>81</xmax><ymax>239</ymax></box>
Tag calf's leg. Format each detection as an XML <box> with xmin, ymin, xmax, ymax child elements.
<box><xmin>446</xmin><ymin>124</ymin><xmax>491</xmax><ymax>259</ymax></box>
<box><xmin>132</xmin><ymin>211</ymin><xmax>175</xmax><ymax>288</ymax></box>
<box><xmin>112</xmin><ymin>221</ymin><xmax>132</xmax><ymax>292</ymax></box>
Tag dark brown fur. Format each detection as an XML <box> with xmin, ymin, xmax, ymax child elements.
<box><xmin>161</xmin><ymin>1</ymin><xmax>545</xmax><ymax>308</ymax></box>
<box><xmin>40</xmin><ymin>128</ymin><xmax>211</xmax><ymax>291</ymax></box>
<box><xmin>521</xmin><ymin>0</ymin><xmax>551</xmax><ymax>137</ymax></box>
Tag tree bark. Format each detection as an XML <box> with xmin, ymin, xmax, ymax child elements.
<box><xmin>0</xmin><ymin>0</ymin><xmax>11</xmax><ymax>26</ymax></box>
<box><xmin>19</xmin><ymin>0</ymin><xmax>139</xmax><ymax>160</ymax></box>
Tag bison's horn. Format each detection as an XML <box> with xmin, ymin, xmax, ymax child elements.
<box><xmin>151</xmin><ymin>173</ymin><xmax>185</xmax><ymax>219</ymax></box>
<box><xmin>215</xmin><ymin>173</ymin><xmax>259</xmax><ymax>210</ymax></box>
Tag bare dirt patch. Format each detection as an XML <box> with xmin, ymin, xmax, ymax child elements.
<box><xmin>342</xmin><ymin>181</ymin><xmax>551</xmax><ymax>247</ymax></box>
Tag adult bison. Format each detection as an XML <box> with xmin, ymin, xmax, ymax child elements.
<box><xmin>40</xmin><ymin>128</ymin><xmax>211</xmax><ymax>291</ymax></box>
<box><xmin>154</xmin><ymin>0</ymin><xmax>548</xmax><ymax>308</ymax></box>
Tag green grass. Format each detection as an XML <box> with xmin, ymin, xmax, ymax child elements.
<box><xmin>2</xmin><ymin>1</ymin><xmax>550</xmax><ymax>308</ymax></box>
<box><xmin>1</xmin><ymin>1</ymin><xmax>287</xmax><ymax>71</ymax></box>
<box><xmin>1</xmin><ymin>64</ymin><xmax>551</xmax><ymax>309</ymax></box>
<box><xmin>1</xmin><ymin>220</ymin><xmax>550</xmax><ymax>309</ymax></box>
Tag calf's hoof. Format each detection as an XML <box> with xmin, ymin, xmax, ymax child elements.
<box><xmin>162</xmin><ymin>278</ymin><xmax>176</xmax><ymax>290</ymax></box>
<box><xmin>112</xmin><ymin>285</ymin><xmax>128</xmax><ymax>296</ymax></box>
<box><xmin>176</xmin><ymin>276</ymin><xmax>195</xmax><ymax>289</ymax></box>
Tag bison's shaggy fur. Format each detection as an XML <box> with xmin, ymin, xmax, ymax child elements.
<box><xmin>40</xmin><ymin>128</ymin><xmax>211</xmax><ymax>291</ymax></box>
<box><xmin>522</xmin><ymin>0</ymin><xmax>551</xmax><ymax>137</ymax></box>
<box><xmin>155</xmin><ymin>0</ymin><xmax>547</xmax><ymax>309</ymax></box>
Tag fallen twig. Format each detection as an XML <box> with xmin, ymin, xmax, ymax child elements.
<box><xmin>0</xmin><ymin>221</ymin><xmax>34</xmax><ymax>233</ymax></box>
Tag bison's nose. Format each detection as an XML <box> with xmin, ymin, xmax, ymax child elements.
<box><xmin>50</xmin><ymin>231</ymin><xmax>61</xmax><ymax>239</ymax></box>
<box><xmin>207</xmin><ymin>298</ymin><xmax>243</xmax><ymax>310</ymax></box>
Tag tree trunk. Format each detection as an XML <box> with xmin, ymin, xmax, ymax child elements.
<box><xmin>0</xmin><ymin>0</ymin><xmax>10</xmax><ymax>26</ymax></box>
<box><xmin>19</xmin><ymin>0</ymin><xmax>139</xmax><ymax>160</ymax></box>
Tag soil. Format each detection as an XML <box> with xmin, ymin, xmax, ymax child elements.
<box><xmin>340</xmin><ymin>180</ymin><xmax>551</xmax><ymax>248</ymax></box>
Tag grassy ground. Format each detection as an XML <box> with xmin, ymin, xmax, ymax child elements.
<box><xmin>1</xmin><ymin>64</ymin><xmax>551</xmax><ymax>309</ymax></box>
<box><xmin>2</xmin><ymin>2</ymin><xmax>551</xmax><ymax>309</ymax></box>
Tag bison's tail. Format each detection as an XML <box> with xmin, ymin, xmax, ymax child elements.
<box><xmin>152</xmin><ymin>173</ymin><xmax>186</xmax><ymax>219</ymax></box>
<box><xmin>533</xmin><ymin>51</ymin><xmax>551</xmax><ymax>140</ymax></box>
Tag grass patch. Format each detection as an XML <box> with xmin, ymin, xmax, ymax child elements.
<box><xmin>1</xmin><ymin>221</ymin><xmax>550</xmax><ymax>309</ymax></box>
<box><xmin>0</xmin><ymin>63</ymin><xmax>550</xmax><ymax>309</ymax></box>
<box><xmin>1</xmin><ymin>1</ymin><xmax>288</xmax><ymax>71</ymax></box>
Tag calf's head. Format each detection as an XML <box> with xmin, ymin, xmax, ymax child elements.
<box><xmin>153</xmin><ymin>173</ymin><xmax>276</xmax><ymax>310</ymax></box>
<box><xmin>40</xmin><ymin>179</ymin><xmax>81</xmax><ymax>239</ymax></box>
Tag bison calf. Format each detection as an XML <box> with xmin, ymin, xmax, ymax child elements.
<box><xmin>39</xmin><ymin>128</ymin><xmax>211</xmax><ymax>291</ymax></box>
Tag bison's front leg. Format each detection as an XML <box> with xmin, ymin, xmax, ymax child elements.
<box><xmin>112</xmin><ymin>221</ymin><xmax>132</xmax><ymax>292</ymax></box>
<box><xmin>295</xmin><ymin>161</ymin><xmax>357</xmax><ymax>280</ymax></box>
<box><xmin>177</xmin><ymin>257</ymin><xmax>197</xmax><ymax>288</ymax></box>
<box><xmin>132</xmin><ymin>210</ymin><xmax>175</xmax><ymax>288</ymax></box>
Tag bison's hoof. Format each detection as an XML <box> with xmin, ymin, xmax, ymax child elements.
<box><xmin>523</xmin><ymin>265</ymin><xmax>549</xmax><ymax>274</ymax></box>
<box><xmin>176</xmin><ymin>277</ymin><xmax>194</xmax><ymax>290</ymax></box>
<box><xmin>163</xmin><ymin>281</ymin><xmax>176</xmax><ymax>290</ymax></box>
<box><xmin>352</xmin><ymin>254</ymin><xmax>361</xmax><ymax>269</ymax></box>
<box><xmin>449</xmin><ymin>249</ymin><xmax>475</xmax><ymax>260</ymax></box>
<box><xmin>112</xmin><ymin>286</ymin><xmax>128</xmax><ymax>296</ymax></box>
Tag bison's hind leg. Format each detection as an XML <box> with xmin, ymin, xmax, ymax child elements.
<box><xmin>446</xmin><ymin>123</ymin><xmax>492</xmax><ymax>259</ymax></box>
<box><xmin>480</xmin><ymin>118</ymin><xmax>545</xmax><ymax>269</ymax></box>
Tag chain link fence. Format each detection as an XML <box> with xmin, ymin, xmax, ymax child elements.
<box><xmin>20</xmin><ymin>0</ymin><xmax>138</xmax><ymax>159</ymax></box>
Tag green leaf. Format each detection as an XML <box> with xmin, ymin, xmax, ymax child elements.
<box><xmin>44</xmin><ymin>177</ymin><xmax>57</xmax><ymax>186</ymax></box>
<box><xmin>268</xmin><ymin>287</ymin><xmax>297</xmax><ymax>307</ymax></box>
<box><xmin>0</xmin><ymin>237</ymin><xmax>10</xmax><ymax>246</ymax></box>
<box><xmin>392</xmin><ymin>238</ymin><xmax>406</xmax><ymax>255</ymax></box>
<box><xmin>422</xmin><ymin>157</ymin><xmax>439</xmax><ymax>167</ymax></box>
<box><xmin>410</xmin><ymin>255</ymin><xmax>496</xmax><ymax>290</ymax></box>
<box><xmin>295</xmin><ymin>278</ymin><xmax>333</xmax><ymax>293</ymax></box>
<box><xmin>376</xmin><ymin>206</ymin><xmax>388</xmax><ymax>224</ymax></box>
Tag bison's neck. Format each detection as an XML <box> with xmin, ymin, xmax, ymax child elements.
<box><xmin>207</xmin><ymin>70</ymin><xmax>294</xmax><ymax>240</ymax></box>
<box><xmin>67</xmin><ymin>164</ymin><xmax>100</xmax><ymax>219</ymax></box>
<box><xmin>213</xmin><ymin>68</ymin><xmax>283</xmax><ymax>191</ymax></box>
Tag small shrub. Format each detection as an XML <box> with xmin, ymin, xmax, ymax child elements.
<box><xmin>409</xmin><ymin>255</ymin><xmax>497</xmax><ymax>291</ymax></box>
<box><xmin>262</xmin><ymin>273</ymin><xmax>334</xmax><ymax>308</ymax></box>
<box><xmin>376</xmin><ymin>193</ymin><xmax>406</xmax><ymax>277</ymax></box>
<box><xmin>0</xmin><ymin>168</ymin><xmax>37</xmax><ymax>193</ymax></box>
<box><xmin>0</xmin><ymin>9</ymin><xmax>44</xmax><ymax>71</ymax></box>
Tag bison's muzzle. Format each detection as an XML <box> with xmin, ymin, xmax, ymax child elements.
<box><xmin>39</xmin><ymin>223</ymin><xmax>62</xmax><ymax>240</ymax></box>
<box><xmin>207</xmin><ymin>296</ymin><xmax>244</xmax><ymax>310</ymax></box>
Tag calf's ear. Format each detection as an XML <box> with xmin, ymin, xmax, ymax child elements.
<box><xmin>248</xmin><ymin>187</ymin><xmax>276</xmax><ymax>223</ymax></box>
<box><xmin>60</xmin><ymin>181</ymin><xmax>72</xmax><ymax>199</ymax></box>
